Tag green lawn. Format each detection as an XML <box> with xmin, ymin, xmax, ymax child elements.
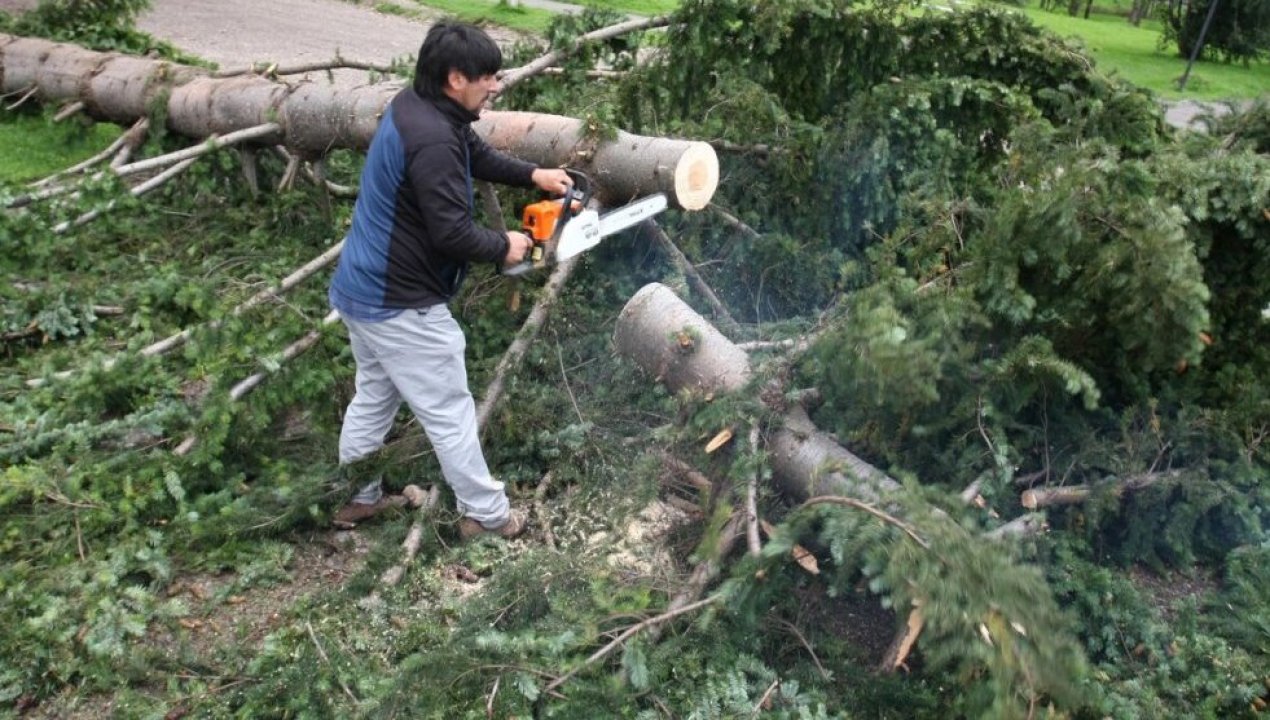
<box><xmin>1013</xmin><ymin>3</ymin><xmax>1269</xmax><ymax>100</ymax></box>
<box><xmin>0</xmin><ymin>111</ymin><xmax>120</xmax><ymax>184</ymax></box>
<box><xmin>386</xmin><ymin>0</ymin><xmax>557</xmax><ymax>34</ymax></box>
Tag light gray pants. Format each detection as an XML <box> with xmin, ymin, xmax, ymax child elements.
<box><xmin>338</xmin><ymin>305</ymin><xmax>509</xmax><ymax>525</ymax></box>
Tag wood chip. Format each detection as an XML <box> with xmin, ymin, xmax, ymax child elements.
<box><xmin>705</xmin><ymin>427</ymin><xmax>734</xmax><ymax>454</ymax></box>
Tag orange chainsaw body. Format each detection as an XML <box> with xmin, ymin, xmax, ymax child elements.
<box><xmin>521</xmin><ymin>199</ymin><xmax>567</xmax><ymax>242</ymax></box>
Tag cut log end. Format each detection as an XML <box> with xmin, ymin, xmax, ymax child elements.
<box><xmin>673</xmin><ymin>142</ymin><xmax>719</xmax><ymax>211</ymax></box>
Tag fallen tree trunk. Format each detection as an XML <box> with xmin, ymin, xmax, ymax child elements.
<box><xmin>614</xmin><ymin>282</ymin><xmax>896</xmax><ymax>502</ymax></box>
<box><xmin>0</xmin><ymin>34</ymin><xmax>718</xmax><ymax>210</ymax></box>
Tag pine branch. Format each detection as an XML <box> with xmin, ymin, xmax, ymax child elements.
<box><xmin>798</xmin><ymin>495</ymin><xmax>930</xmax><ymax>549</ymax></box>
<box><xmin>544</xmin><ymin>593</ymin><xmax>723</xmax><ymax>695</ymax></box>
<box><xmin>28</xmin><ymin>240</ymin><xmax>345</xmax><ymax>388</ymax></box>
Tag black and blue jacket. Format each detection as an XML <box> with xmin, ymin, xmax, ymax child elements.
<box><xmin>330</xmin><ymin>87</ymin><xmax>536</xmax><ymax>320</ymax></box>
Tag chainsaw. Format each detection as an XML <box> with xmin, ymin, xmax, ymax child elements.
<box><xmin>503</xmin><ymin>169</ymin><xmax>668</xmax><ymax>277</ymax></box>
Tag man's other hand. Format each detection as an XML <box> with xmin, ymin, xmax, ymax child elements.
<box><xmin>531</xmin><ymin>168</ymin><xmax>572</xmax><ymax>196</ymax></box>
<box><xmin>504</xmin><ymin>231</ymin><xmax>534</xmax><ymax>265</ymax></box>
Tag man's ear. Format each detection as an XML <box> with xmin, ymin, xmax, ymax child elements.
<box><xmin>446</xmin><ymin>69</ymin><xmax>467</xmax><ymax>92</ymax></box>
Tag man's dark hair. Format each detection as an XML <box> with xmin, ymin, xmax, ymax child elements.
<box><xmin>413</xmin><ymin>22</ymin><xmax>503</xmax><ymax>98</ymax></box>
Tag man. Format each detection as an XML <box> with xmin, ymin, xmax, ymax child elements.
<box><xmin>328</xmin><ymin>22</ymin><xmax>571</xmax><ymax>538</ymax></box>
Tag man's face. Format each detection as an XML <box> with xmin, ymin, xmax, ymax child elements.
<box><xmin>445</xmin><ymin>70</ymin><xmax>500</xmax><ymax>113</ymax></box>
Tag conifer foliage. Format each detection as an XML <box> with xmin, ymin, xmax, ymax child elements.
<box><xmin>0</xmin><ymin>1</ymin><xmax>1266</xmax><ymax>718</ymax></box>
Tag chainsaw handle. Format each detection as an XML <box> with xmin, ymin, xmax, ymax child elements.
<box><xmin>560</xmin><ymin>169</ymin><xmax>593</xmax><ymax>223</ymax></box>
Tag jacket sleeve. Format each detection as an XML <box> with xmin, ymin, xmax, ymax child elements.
<box><xmin>407</xmin><ymin>139</ymin><xmax>509</xmax><ymax>265</ymax></box>
<box><xmin>468</xmin><ymin>127</ymin><xmax>537</xmax><ymax>187</ymax></box>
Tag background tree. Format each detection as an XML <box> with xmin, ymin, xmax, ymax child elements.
<box><xmin>1162</xmin><ymin>0</ymin><xmax>1270</xmax><ymax>62</ymax></box>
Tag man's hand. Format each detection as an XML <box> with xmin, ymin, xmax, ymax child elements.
<box><xmin>531</xmin><ymin>168</ymin><xmax>572</xmax><ymax>196</ymax></box>
<box><xmin>504</xmin><ymin>231</ymin><xmax>534</xmax><ymax>266</ymax></box>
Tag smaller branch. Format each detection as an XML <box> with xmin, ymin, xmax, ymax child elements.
<box><xmin>30</xmin><ymin>120</ymin><xmax>139</xmax><ymax>188</ymax></box>
<box><xmin>29</xmin><ymin>240</ymin><xmax>344</xmax><ymax>387</ymax></box>
<box><xmin>52</xmin><ymin>101</ymin><xmax>84</xmax><ymax>122</ymax></box>
<box><xmin>53</xmin><ymin>155</ymin><xmax>201</xmax><ymax>234</ymax></box>
<box><xmin>538</xmin><ymin>67</ymin><xmax>627</xmax><ymax>80</ymax></box>
<box><xmin>1020</xmin><ymin>471</ymin><xmax>1178</xmax><ymax>510</ymax></box>
<box><xmin>556</xmin><ymin>339</ymin><xmax>585</xmax><ymax>425</ymax></box>
<box><xmin>499</xmin><ymin>15</ymin><xmax>672</xmax><ymax>92</ymax></box>
<box><xmin>799</xmin><ymin>496</ymin><xmax>930</xmax><ymax>550</ymax></box>
<box><xmin>173</xmin><ymin>310</ymin><xmax>339</xmax><ymax>456</ymax></box>
<box><xmin>735</xmin><ymin>339</ymin><xmax>798</xmax><ymax>352</ymax></box>
<box><xmin>379</xmin><ymin>485</ymin><xmax>442</xmax><ymax>587</ymax></box>
<box><xmin>752</xmin><ymin>679</ymin><xmax>780</xmax><ymax>716</ymax></box>
<box><xmin>214</xmin><ymin>58</ymin><xmax>398</xmax><ymax>78</ymax></box>
<box><xmin>745</xmin><ymin>424</ymin><xmax>762</xmax><ymax>557</ymax></box>
<box><xmin>485</xmin><ymin>675</ymin><xmax>500</xmax><ymax>719</ymax></box>
<box><xmin>644</xmin><ymin>220</ymin><xmax>739</xmax><ymax>332</ymax></box>
<box><xmin>709</xmin><ymin>204</ymin><xmax>763</xmax><ymax>241</ymax></box>
<box><xmin>74</xmin><ymin>511</ymin><xmax>87</xmax><ymax>561</ymax></box>
<box><xmin>303</xmin><ymin>162</ymin><xmax>357</xmax><ymax>198</ymax></box>
<box><xmin>114</xmin><ymin>123</ymin><xmax>281</xmax><ymax>179</ymax></box>
<box><xmin>772</xmin><ymin>617</ymin><xmax>829</xmax><ymax>679</ymax></box>
<box><xmin>228</xmin><ymin>310</ymin><xmax>339</xmax><ymax>402</ymax></box>
<box><xmin>4</xmin><ymin>85</ymin><xmax>38</xmax><ymax>110</ymax></box>
<box><xmin>476</xmin><ymin>257</ymin><xmax>579</xmax><ymax>432</ymax></box>
<box><xmin>304</xmin><ymin>621</ymin><xmax>359</xmax><ymax>704</ymax></box>
<box><xmin>986</xmin><ymin>513</ymin><xmax>1048</xmax><ymax>540</ymax></box>
<box><xmin>278</xmin><ymin>150</ymin><xmax>301</xmax><ymax>192</ymax></box>
<box><xmin>544</xmin><ymin>593</ymin><xmax>722</xmax><ymax>695</ymax></box>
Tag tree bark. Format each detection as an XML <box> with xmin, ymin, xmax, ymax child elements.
<box><xmin>0</xmin><ymin>34</ymin><xmax>718</xmax><ymax>210</ymax></box>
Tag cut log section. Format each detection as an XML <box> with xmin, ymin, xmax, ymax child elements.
<box><xmin>614</xmin><ymin>282</ymin><xmax>896</xmax><ymax>502</ymax></box>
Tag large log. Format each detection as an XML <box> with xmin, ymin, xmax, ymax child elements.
<box><xmin>613</xmin><ymin>282</ymin><xmax>898</xmax><ymax>502</ymax></box>
<box><xmin>0</xmin><ymin>34</ymin><xmax>718</xmax><ymax>210</ymax></box>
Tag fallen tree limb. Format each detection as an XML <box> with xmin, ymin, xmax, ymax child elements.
<box><xmin>29</xmin><ymin>118</ymin><xmax>148</xmax><ymax>189</ymax></box>
<box><xmin>173</xmin><ymin>309</ymin><xmax>339</xmax><ymax>456</ymax></box>
<box><xmin>1020</xmin><ymin>471</ymin><xmax>1179</xmax><ymax>509</ymax></box>
<box><xmin>214</xmin><ymin>58</ymin><xmax>398</xmax><ymax>78</ymax></box>
<box><xmin>379</xmin><ymin>485</ymin><xmax>442</xmax><ymax>587</ymax></box>
<box><xmin>642</xmin><ymin>219</ymin><xmax>739</xmax><ymax>332</ymax></box>
<box><xmin>799</xmin><ymin>495</ymin><xmax>929</xmax><ymax>550</ymax></box>
<box><xmin>28</xmin><ymin>240</ymin><xmax>345</xmax><ymax>387</ymax></box>
<box><xmin>745</xmin><ymin>425</ymin><xmax>762</xmax><ymax>557</ymax></box>
<box><xmin>53</xmin><ymin>155</ymin><xmax>200</xmax><ymax>234</ymax></box>
<box><xmin>545</xmin><ymin>593</ymin><xmax>723</xmax><ymax>695</ymax></box>
<box><xmin>475</xmin><ymin>258</ymin><xmax>580</xmax><ymax>433</ymax></box>
<box><xmin>499</xmin><ymin>15</ymin><xmax>672</xmax><ymax>92</ymax></box>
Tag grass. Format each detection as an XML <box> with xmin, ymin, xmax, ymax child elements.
<box><xmin>1013</xmin><ymin>2</ymin><xmax>1270</xmax><ymax>100</ymax></box>
<box><xmin>385</xmin><ymin>0</ymin><xmax>557</xmax><ymax>34</ymax></box>
<box><xmin>0</xmin><ymin>110</ymin><xmax>121</xmax><ymax>183</ymax></box>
